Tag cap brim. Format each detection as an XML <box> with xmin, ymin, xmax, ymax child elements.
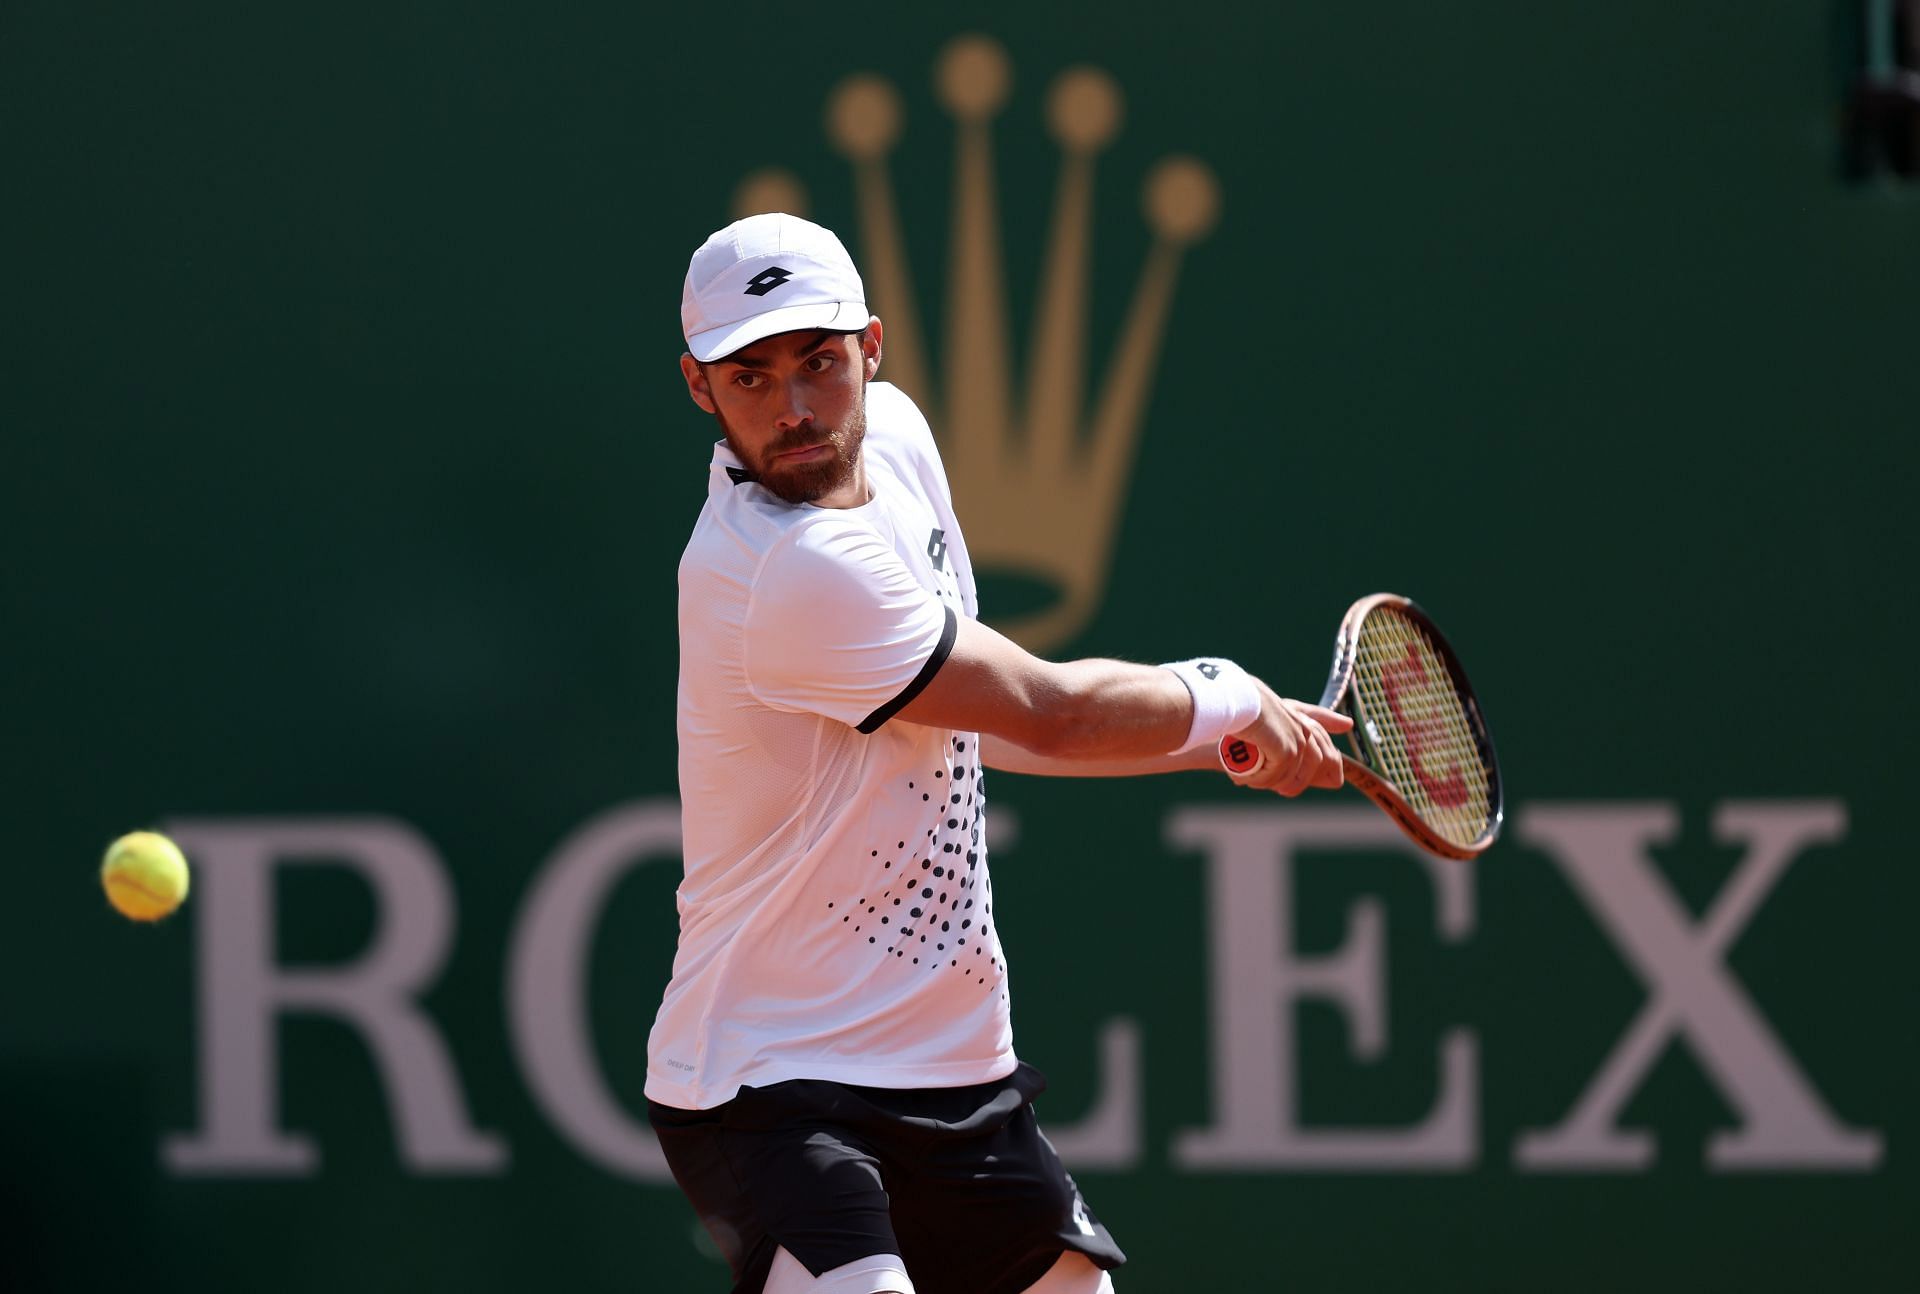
<box><xmin>686</xmin><ymin>300</ymin><xmax>870</xmax><ymax>362</ymax></box>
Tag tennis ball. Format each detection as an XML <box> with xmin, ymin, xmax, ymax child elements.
<box><xmin>100</xmin><ymin>830</ymin><xmax>191</xmax><ymax>922</ymax></box>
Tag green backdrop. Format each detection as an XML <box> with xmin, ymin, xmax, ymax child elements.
<box><xmin>3</xmin><ymin>2</ymin><xmax>1914</xmax><ymax>1291</ymax></box>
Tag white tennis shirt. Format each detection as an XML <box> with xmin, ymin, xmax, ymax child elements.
<box><xmin>646</xmin><ymin>381</ymin><xmax>1016</xmax><ymax>1110</ymax></box>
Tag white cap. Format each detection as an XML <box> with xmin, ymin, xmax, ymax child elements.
<box><xmin>680</xmin><ymin>213</ymin><xmax>870</xmax><ymax>362</ymax></box>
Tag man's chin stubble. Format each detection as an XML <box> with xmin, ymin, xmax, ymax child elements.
<box><xmin>763</xmin><ymin>452</ymin><xmax>851</xmax><ymax>504</ymax></box>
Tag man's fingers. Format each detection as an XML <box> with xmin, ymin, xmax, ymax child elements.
<box><xmin>1309</xmin><ymin>725</ymin><xmax>1344</xmax><ymax>789</ymax></box>
<box><xmin>1273</xmin><ymin>759</ymin><xmax>1316</xmax><ymax>797</ymax></box>
<box><xmin>1239</xmin><ymin>741</ymin><xmax>1342</xmax><ymax>795</ymax></box>
<box><xmin>1312</xmin><ymin>751</ymin><xmax>1345</xmax><ymax>790</ymax></box>
<box><xmin>1244</xmin><ymin>738</ymin><xmax>1297</xmax><ymax>792</ymax></box>
<box><xmin>1278</xmin><ymin>728</ymin><xmax>1323</xmax><ymax>797</ymax></box>
<box><xmin>1294</xmin><ymin>702</ymin><xmax>1354</xmax><ymax>734</ymax></box>
<box><xmin>1223</xmin><ymin>689</ymin><xmax>1353</xmax><ymax>796</ymax></box>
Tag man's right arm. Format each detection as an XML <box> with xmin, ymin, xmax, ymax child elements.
<box><xmin>891</xmin><ymin>614</ymin><xmax>1348</xmax><ymax>797</ymax></box>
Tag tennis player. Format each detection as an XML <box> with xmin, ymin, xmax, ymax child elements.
<box><xmin>647</xmin><ymin>213</ymin><xmax>1349</xmax><ymax>1294</ymax></box>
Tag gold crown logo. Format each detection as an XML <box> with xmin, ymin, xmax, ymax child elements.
<box><xmin>734</xmin><ymin>34</ymin><xmax>1220</xmax><ymax>652</ymax></box>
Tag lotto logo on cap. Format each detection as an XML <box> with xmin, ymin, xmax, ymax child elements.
<box><xmin>681</xmin><ymin>213</ymin><xmax>870</xmax><ymax>362</ymax></box>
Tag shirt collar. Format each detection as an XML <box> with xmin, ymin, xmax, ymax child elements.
<box><xmin>710</xmin><ymin>440</ymin><xmax>756</xmax><ymax>485</ymax></box>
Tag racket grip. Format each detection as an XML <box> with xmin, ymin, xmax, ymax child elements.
<box><xmin>1219</xmin><ymin>735</ymin><xmax>1264</xmax><ymax>777</ymax></box>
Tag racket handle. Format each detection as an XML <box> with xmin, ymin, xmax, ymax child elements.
<box><xmin>1219</xmin><ymin>735</ymin><xmax>1264</xmax><ymax>777</ymax></box>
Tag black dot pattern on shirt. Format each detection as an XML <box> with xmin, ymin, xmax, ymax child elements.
<box><xmin>839</xmin><ymin>746</ymin><xmax>1000</xmax><ymax>990</ymax></box>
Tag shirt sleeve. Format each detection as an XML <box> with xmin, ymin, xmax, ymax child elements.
<box><xmin>743</xmin><ymin>518</ymin><xmax>957</xmax><ymax>732</ymax></box>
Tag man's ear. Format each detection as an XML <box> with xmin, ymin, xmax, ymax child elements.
<box><xmin>860</xmin><ymin>317</ymin><xmax>884</xmax><ymax>382</ymax></box>
<box><xmin>680</xmin><ymin>352</ymin><xmax>718</xmax><ymax>414</ymax></box>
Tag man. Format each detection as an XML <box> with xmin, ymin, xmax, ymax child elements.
<box><xmin>647</xmin><ymin>213</ymin><xmax>1350</xmax><ymax>1294</ymax></box>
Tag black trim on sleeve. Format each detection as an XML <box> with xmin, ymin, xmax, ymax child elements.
<box><xmin>856</xmin><ymin>605</ymin><xmax>958</xmax><ymax>734</ymax></box>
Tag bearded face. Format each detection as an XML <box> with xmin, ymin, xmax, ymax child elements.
<box><xmin>717</xmin><ymin>394</ymin><xmax>867</xmax><ymax>506</ymax></box>
<box><xmin>684</xmin><ymin>325</ymin><xmax>880</xmax><ymax>510</ymax></box>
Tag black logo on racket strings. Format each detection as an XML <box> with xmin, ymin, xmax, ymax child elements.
<box><xmin>927</xmin><ymin>528</ymin><xmax>948</xmax><ymax>572</ymax></box>
<box><xmin>743</xmin><ymin>267</ymin><xmax>793</xmax><ymax>296</ymax></box>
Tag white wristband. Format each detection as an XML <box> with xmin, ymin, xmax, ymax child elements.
<box><xmin>1161</xmin><ymin>658</ymin><xmax>1262</xmax><ymax>756</ymax></box>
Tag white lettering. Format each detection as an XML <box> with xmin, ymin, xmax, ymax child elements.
<box><xmin>985</xmin><ymin>805</ymin><xmax>1143</xmax><ymax>1169</ymax></box>
<box><xmin>1169</xmin><ymin>806</ymin><xmax>1477</xmax><ymax>1170</ymax></box>
<box><xmin>506</xmin><ymin>801</ymin><xmax>681</xmax><ymax>1181</ymax></box>
<box><xmin>1514</xmin><ymin>801</ymin><xmax>1881</xmax><ymax>1171</ymax></box>
<box><xmin>162</xmin><ymin>820</ymin><xmax>506</xmax><ymax>1175</ymax></box>
<box><xmin>1043</xmin><ymin>1018</ymin><xmax>1144</xmax><ymax>1170</ymax></box>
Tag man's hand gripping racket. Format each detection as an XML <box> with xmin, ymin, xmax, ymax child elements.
<box><xmin>1220</xmin><ymin>593</ymin><xmax>1504</xmax><ymax>861</ymax></box>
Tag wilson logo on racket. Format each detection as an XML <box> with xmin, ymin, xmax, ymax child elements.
<box><xmin>1377</xmin><ymin>641</ymin><xmax>1471</xmax><ymax>809</ymax></box>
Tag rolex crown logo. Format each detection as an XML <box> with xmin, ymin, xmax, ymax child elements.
<box><xmin>732</xmin><ymin>34</ymin><xmax>1221</xmax><ymax>653</ymax></box>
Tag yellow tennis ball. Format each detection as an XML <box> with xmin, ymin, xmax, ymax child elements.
<box><xmin>100</xmin><ymin>830</ymin><xmax>191</xmax><ymax>922</ymax></box>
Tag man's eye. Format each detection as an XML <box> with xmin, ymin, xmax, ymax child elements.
<box><xmin>806</xmin><ymin>354</ymin><xmax>836</xmax><ymax>373</ymax></box>
<box><xmin>734</xmin><ymin>372</ymin><xmax>762</xmax><ymax>388</ymax></box>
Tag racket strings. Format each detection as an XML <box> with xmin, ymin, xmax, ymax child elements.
<box><xmin>1350</xmin><ymin>609</ymin><xmax>1492</xmax><ymax>848</ymax></box>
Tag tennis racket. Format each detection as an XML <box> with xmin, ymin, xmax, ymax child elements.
<box><xmin>1219</xmin><ymin>593</ymin><xmax>1502</xmax><ymax>860</ymax></box>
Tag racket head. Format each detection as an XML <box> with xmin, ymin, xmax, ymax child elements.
<box><xmin>1321</xmin><ymin>593</ymin><xmax>1503</xmax><ymax>860</ymax></box>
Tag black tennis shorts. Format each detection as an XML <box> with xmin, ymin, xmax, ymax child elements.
<box><xmin>648</xmin><ymin>1062</ymin><xmax>1125</xmax><ymax>1294</ymax></box>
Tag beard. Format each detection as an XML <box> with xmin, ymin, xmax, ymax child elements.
<box><xmin>717</xmin><ymin>394</ymin><xmax>868</xmax><ymax>505</ymax></box>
